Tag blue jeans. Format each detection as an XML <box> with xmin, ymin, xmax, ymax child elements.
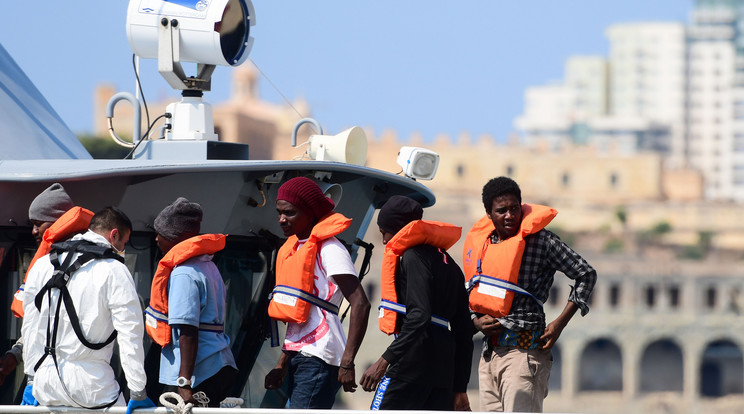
<box><xmin>287</xmin><ymin>352</ymin><xmax>341</xmax><ymax>409</ymax></box>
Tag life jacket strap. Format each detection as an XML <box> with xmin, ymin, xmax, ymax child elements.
<box><xmin>466</xmin><ymin>274</ymin><xmax>544</xmax><ymax>307</ymax></box>
<box><xmin>144</xmin><ymin>306</ymin><xmax>167</xmax><ymax>323</ymax></box>
<box><xmin>269</xmin><ymin>319</ymin><xmax>280</xmax><ymax>348</ymax></box>
<box><xmin>378</xmin><ymin>299</ymin><xmax>450</xmax><ymax>330</ymax></box>
<box><xmin>270</xmin><ymin>285</ymin><xmax>340</xmax><ymax>315</ymax></box>
<box><xmin>144</xmin><ymin>307</ymin><xmax>225</xmax><ymax>333</ymax></box>
<box><xmin>268</xmin><ymin>285</ymin><xmax>340</xmax><ymax>347</ymax></box>
<box><xmin>196</xmin><ymin>322</ymin><xmax>225</xmax><ymax>333</ymax></box>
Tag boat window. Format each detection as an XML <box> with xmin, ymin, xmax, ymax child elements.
<box><xmin>213</xmin><ymin>237</ymin><xmax>271</xmax><ymax>342</ymax></box>
<box><xmin>0</xmin><ymin>227</ymin><xmax>37</xmax><ymax>403</ymax></box>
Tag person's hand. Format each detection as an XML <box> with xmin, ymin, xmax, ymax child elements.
<box><xmin>539</xmin><ymin>318</ymin><xmax>567</xmax><ymax>349</ymax></box>
<box><xmin>360</xmin><ymin>357</ymin><xmax>389</xmax><ymax>392</ymax></box>
<box><xmin>0</xmin><ymin>354</ymin><xmax>18</xmax><ymax>386</ymax></box>
<box><xmin>20</xmin><ymin>384</ymin><xmax>38</xmax><ymax>406</ymax></box>
<box><xmin>338</xmin><ymin>364</ymin><xmax>357</xmax><ymax>393</ymax></box>
<box><xmin>264</xmin><ymin>366</ymin><xmax>287</xmax><ymax>390</ymax></box>
<box><xmin>126</xmin><ymin>396</ymin><xmax>155</xmax><ymax>414</ymax></box>
<box><xmin>453</xmin><ymin>392</ymin><xmax>471</xmax><ymax>411</ymax></box>
<box><xmin>177</xmin><ymin>386</ymin><xmax>195</xmax><ymax>405</ymax></box>
<box><xmin>473</xmin><ymin>315</ymin><xmax>503</xmax><ymax>336</ymax></box>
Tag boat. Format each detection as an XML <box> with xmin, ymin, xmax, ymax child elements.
<box><xmin>0</xmin><ymin>0</ymin><xmax>437</xmax><ymax>408</ymax></box>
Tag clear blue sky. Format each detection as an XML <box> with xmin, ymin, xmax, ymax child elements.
<box><xmin>0</xmin><ymin>1</ymin><xmax>692</xmax><ymax>142</ymax></box>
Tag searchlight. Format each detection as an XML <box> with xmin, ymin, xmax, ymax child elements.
<box><xmin>125</xmin><ymin>0</ymin><xmax>255</xmax><ymax>142</ymax></box>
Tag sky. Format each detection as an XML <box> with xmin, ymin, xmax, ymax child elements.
<box><xmin>0</xmin><ymin>1</ymin><xmax>693</xmax><ymax>142</ymax></box>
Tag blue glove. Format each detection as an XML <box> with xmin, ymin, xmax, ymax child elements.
<box><xmin>126</xmin><ymin>397</ymin><xmax>156</xmax><ymax>414</ymax></box>
<box><xmin>21</xmin><ymin>384</ymin><xmax>38</xmax><ymax>406</ymax></box>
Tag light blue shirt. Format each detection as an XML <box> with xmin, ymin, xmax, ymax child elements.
<box><xmin>159</xmin><ymin>255</ymin><xmax>236</xmax><ymax>387</ymax></box>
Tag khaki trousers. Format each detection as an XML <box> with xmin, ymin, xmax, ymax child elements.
<box><xmin>478</xmin><ymin>346</ymin><xmax>552</xmax><ymax>412</ymax></box>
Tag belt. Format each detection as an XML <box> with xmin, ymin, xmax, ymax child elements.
<box><xmin>489</xmin><ymin>328</ymin><xmax>543</xmax><ymax>350</ymax></box>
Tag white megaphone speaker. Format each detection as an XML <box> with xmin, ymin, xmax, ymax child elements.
<box><xmin>308</xmin><ymin>126</ymin><xmax>368</xmax><ymax>166</ymax></box>
<box><xmin>317</xmin><ymin>182</ymin><xmax>343</xmax><ymax>207</ymax></box>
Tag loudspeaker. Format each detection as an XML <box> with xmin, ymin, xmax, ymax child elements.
<box><xmin>317</xmin><ymin>182</ymin><xmax>343</xmax><ymax>206</ymax></box>
<box><xmin>308</xmin><ymin>126</ymin><xmax>367</xmax><ymax>166</ymax></box>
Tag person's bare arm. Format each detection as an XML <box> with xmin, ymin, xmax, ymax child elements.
<box><xmin>539</xmin><ymin>301</ymin><xmax>579</xmax><ymax>349</ymax></box>
<box><xmin>334</xmin><ymin>274</ymin><xmax>370</xmax><ymax>393</ymax></box>
<box><xmin>360</xmin><ymin>356</ymin><xmax>389</xmax><ymax>392</ymax></box>
<box><xmin>265</xmin><ymin>351</ymin><xmax>290</xmax><ymax>390</ymax></box>
<box><xmin>176</xmin><ymin>325</ymin><xmax>198</xmax><ymax>403</ymax></box>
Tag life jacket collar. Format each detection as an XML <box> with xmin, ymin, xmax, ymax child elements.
<box><xmin>11</xmin><ymin>206</ymin><xmax>93</xmax><ymax>318</ymax></box>
<box><xmin>145</xmin><ymin>234</ymin><xmax>227</xmax><ymax>347</ymax></box>
<box><xmin>268</xmin><ymin>212</ymin><xmax>351</xmax><ymax>326</ymax></box>
<box><xmin>462</xmin><ymin>204</ymin><xmax>556</xmax><ymax>318</ymax></box>
<box><xmin>378</xmin><ymin>220</ymin><xmax>461</xmax><ymax>335</ymax></box>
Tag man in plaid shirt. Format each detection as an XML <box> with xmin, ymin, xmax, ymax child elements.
<box><xmin>464</xmin><ymin>177</ymin><xmax>596</xmax><ymax>412</ymax></box>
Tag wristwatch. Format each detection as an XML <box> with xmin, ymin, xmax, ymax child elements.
<box><xmin>176</xmin><ymin>376</ymin><xmax>192</xmax><ymax>388</ymax></box>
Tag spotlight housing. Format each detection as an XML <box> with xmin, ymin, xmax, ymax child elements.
<box><xmin>396</xmin><ymin>146</ymin><xmax>440</xmax><ymax>180</ymax></box>
<box><xmin>126</xmin><ymin>0</ymin><xmax>255</xmax><ymax>68</ymax></box>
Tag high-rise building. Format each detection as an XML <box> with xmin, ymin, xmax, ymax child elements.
<box><xmin>606</xmin><ymin>22</ymin><xmax>687</xmax><ymax>157</ymax></box>
<box><xmin>515</xmin><ymin>0</ymin><xmax>744</xmax><ymax>201</ymax></box>
<box><xmin>687</xmin><ymin>0</ymin><xmax>743</xmax><ymax>200</ymax></box>
<box><xmin>515</xmin><ymin>23</ymin><xmax>686</xmax><ymax>157</ymax></box>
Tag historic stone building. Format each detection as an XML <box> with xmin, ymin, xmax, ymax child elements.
<box><xmin>540</xmin><ymin>256</ymin><xmax>744</xmax><ymax>414</ymax></box>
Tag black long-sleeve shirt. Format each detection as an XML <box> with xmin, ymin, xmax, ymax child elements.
<box><xmin>382</xmin><ymin>244</ymin><xmax>473</xmax><ymax>392</ymax></box>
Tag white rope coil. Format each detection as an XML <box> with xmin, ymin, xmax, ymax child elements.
<box><xmin>159</xmin><ymin>392</ymin><xmax>194</xmax><ymax>414</ymax></box>
<box><xmin>158</xmin><ymin>391</ymin><xmax>243</xmax><ymax>412</ymax></box>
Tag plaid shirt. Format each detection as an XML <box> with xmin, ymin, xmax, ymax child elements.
<box><xmin>479</xmin><ymin>229</ymin><xmax>596</xmax><ymax>355</ymax></box>
<box><xmin>480</xmin><ymin>228</ymin><xmax>596</xmax><ymax>330</ymax></box>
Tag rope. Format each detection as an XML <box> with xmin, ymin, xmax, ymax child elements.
<box><xmin>220</xmin><ymin>397</ymin><xmax>245</xmax><ymax>408</ymax></box>
<box><xmin>193</xmin><ymin>392</ymin><xmax>210</xmax><ymax>407</ymax></box>
<box><xmin>159</xmin><ymin>392</ymin><xmax>195</xmax><ymax>414</ymax></box>
<box><xmin>159</xmin><ymin>391</ymin><xmax>244</xmax><ymax>411</ymax></box>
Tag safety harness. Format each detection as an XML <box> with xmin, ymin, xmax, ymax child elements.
<box><xmin>32</xmin><ymin>239</ymin><xmax>124</xmax><ymax>409</ymax></box>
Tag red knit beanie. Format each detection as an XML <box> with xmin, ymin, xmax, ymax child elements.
<box><xmin>277</xmin><ymin>177</ymin><xmax>335</xmax><ymax>220</ymax></box>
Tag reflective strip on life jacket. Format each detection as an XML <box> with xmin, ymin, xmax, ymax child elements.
<box><xmin>378</xmin><ymin>220</ymin><xmax>461</xmax><ymax>335</ymax></box>
<box><xmin>268</xmin><ymin>212</ymin><xmax>351</xmax><ymax>324</ymax></box>
<box><xmin>144</xmin><ymin>307</ymin><xmax>225</xmax><ymax>333</ymax></box>
<box><xmin>462</xmin><ymin>204</ymin><xmax>556</xmax><ymax>317</ymax></box>
<box><xmin>378</xmin><ymin>299</ymin><xmax>449</xmax><ymax>330</ymax></box>
<box><xmin>145</xmin><ymin>234</ymin><xmax>226</xmax><ymax>347</ymax></box>
<box><xmin>270</xmin><ymin>285</ymin><xmax>340</xmax><ymax>315</ymax></box>
<box><xmin>267</xmin><ymin>285</ymin><xmax>339</xmax><ymax>346</ymax></box>
<box><xmin>465</xmin><ymin>274</ymin><xmax>544</xmax><ymax>307</ymax></box>
<box><xmin>11</xmin><ymin>206</ymin><xmax>93</xmax><ymax>318</ymax></box>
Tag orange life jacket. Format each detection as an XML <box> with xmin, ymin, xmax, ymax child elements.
<box><xmin>268</xmin><ymin>212</ymin><xmax>351</xmax><ymax>324</ymax></box>
<box><xmin>144</xmin><ymin>234</ymin><xmax>226</xmax><ymax>347</ymax></box>
<box><xmin>462</xmin><ymin>204</ymin><xmax>557</xmax><ymax>317</ymax></box>
<box><xmin>11</xmin><ymin>206</ymin><xmax>94</xmax><ymax>318</ymax></box>
<box><xmin>378</xmin><ymin>220</ymin><xmax>461</xmax><ymax>335</ymax></box>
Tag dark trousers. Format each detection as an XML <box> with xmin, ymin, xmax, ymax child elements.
<box><xmin>165</xmin><ymin>365</ymin><xmax>238</xmax><ymax>408</ymax></box>
<box><xmin>371</xmin><ymin>375</ymin><xmax>453</xmax><ymax>410</ymax></box>
<box><xmin>287</xmin><ymin>352</ymin><xmax>341</xmax><ymax>409</ymax></box>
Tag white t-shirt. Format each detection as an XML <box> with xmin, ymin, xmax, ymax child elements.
<box><xmin>283</xmin><ymin>237</ymin><xmax>358</xmax><ymax>366</ymax></box>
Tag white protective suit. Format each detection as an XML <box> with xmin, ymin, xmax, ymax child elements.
<box><xmin>21</xmin><ymin>230</ymin><xmax>147</xmax><ymax>407</ymax></box>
